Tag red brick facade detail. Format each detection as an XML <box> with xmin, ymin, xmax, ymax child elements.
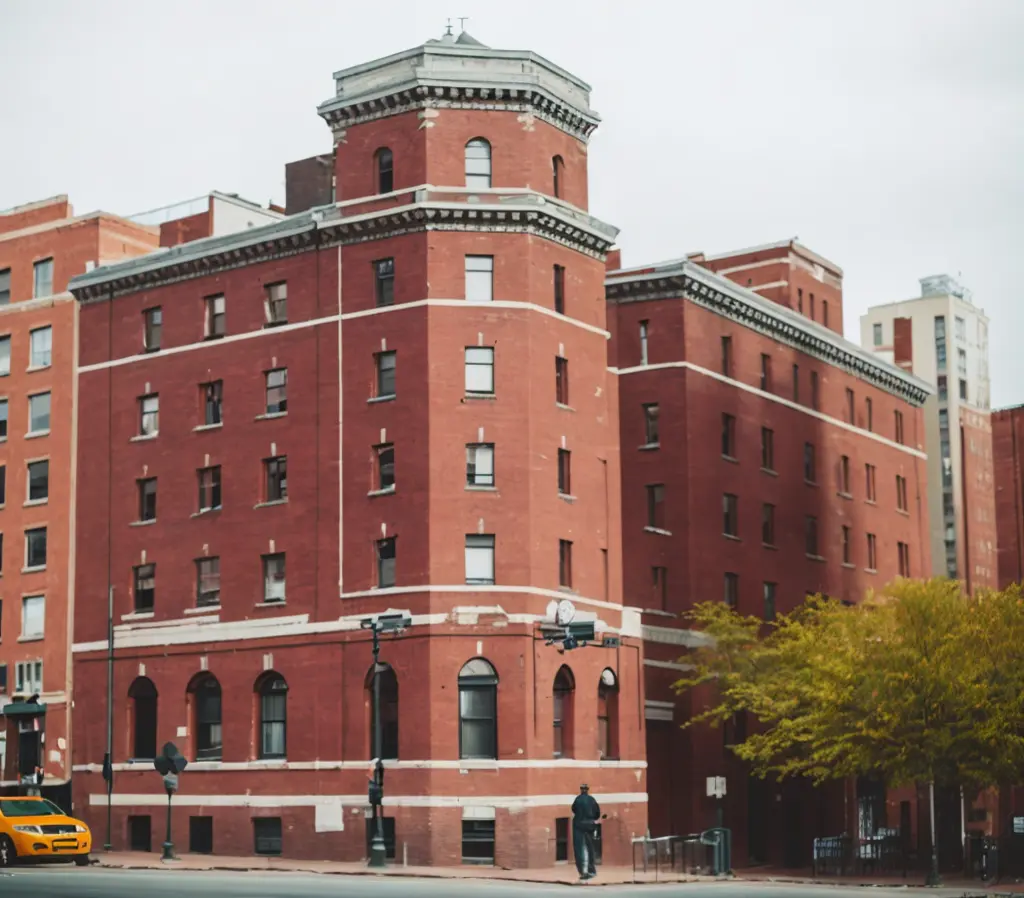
<box><xmin>994</xmin><ymin>405</ymin><xmax>1024</xmax><ymax>588</ymax></box>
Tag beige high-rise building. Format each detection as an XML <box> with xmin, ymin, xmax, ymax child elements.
<box><xmin>860</xmin><ymin>275</ymin><xmax>996</xmax><ymax>590</ymax></box>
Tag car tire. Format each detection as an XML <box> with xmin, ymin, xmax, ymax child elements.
<box><xmin>0</xmin><ymin>835</ymin><xmax>15</xmax><ymax>868</ymax></box>
<box><xmin>74</xmin><ymin>854</ymin><xmax>90</xmax><ymax>867</ymax></box>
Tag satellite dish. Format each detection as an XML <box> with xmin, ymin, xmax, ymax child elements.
<box><xmin>555</xmin><ymin>599</ymin><xmax>576</xmax><ymax>626</ymax></box>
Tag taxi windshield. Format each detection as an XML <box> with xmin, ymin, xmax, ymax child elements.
<box><xmin>0</xmin><ymin>799</ymin><xmax>63</xmax><ymax>818</ymax></box>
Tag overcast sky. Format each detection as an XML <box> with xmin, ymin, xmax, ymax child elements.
<box><xmin>2</xmin><ymin>1</ymin><xmax>1022</xmax><ymax>405</ymax></box>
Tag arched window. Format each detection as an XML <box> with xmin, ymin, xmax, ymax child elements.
<box><xmin>465</xmin><ymin>139</ymin><xmax>492</xmax><ymax>190</ymax></box>
<box><xmin>366</xmin><ymin>663</ymin><xmax>399</xmax><ymax>760</ymax></box>
<box><xmin>597</xmin><ymin>668</ymin><xmax>619</xmax><ymax>760</ymax></box>
<box><xmin>552</xmin><ymin>155</ymin><xmax>565</xmax><ymax>198</ymax></box>
<box><xmin>375</xmin><ymin>147</ymin><xmax>393</xmax><ymax>194</ymax></box>
<box><xmin>189</xmin><ymin>674</ymin><xmax>222</xmax><ymax>761</ymax></box>
<box><xmin>458</xmin><ymin>658</ymin><xmax>498</xmax><ymax>759</ymax></box>
<box><xmin>553</xmin><ymin>666</ymin><xmax>575</xmax><ymax>759</ymax></box>
<box><xmin>257</xmin><ymin>672</ymin><xmax>288</xmax><ymax>760</ymax></box>
<box><xmin>128</xmin><ymin>677</ymin><xmax>158</xmax><ymax>760</ymax></box>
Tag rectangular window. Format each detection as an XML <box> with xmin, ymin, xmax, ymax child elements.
<box><xmin>845</xmin><ymin>388</ymin><xmax>855</xmax><ymax>423</ymax></box>
<box><xmin>134</xmin><ymin>564</ymin><xmax>155</xmax><ymax>612</ymax></box>
<box><xmin>867</xmin><ymin>533</ymin><xmax>877</xmax><ymax>571</ymax></box>
<box><xmin>823</xmin><ymin>299</ymin><xmax>829</xmax><ymax>328</ymax></box>
<box><xmin>810</xmin><ymin>371</ymin><xmax>819</xmax><ymax>410</ymax></box>
<box><xmin>721</xmin><ymin>413</ymin><xmax>736</xmax><ymax>458</ymax></box>
<box><xmin>762</xmin><ymin>503</ymin><xmax>775</xmax><ymax>546</ymax></box>
<box><xmin>0</xmin><ymin>269</ymin><xmax>9</xmax><ymax>305</ymax></box>
<box><xmin>143</xmin><ymin>307</ymin><xmax>162</xmax><ymax>351</ymax></box>
<box><xmin>555</xmin><ymin>357</ymin><xmax>569</xmax><ymax>405</ymax></box>
<box><xmin>797</xmin><ymin>287</ymin><xmax>804</xmax><ymax>313</ymax></box>
<box><xmin>377</xmin><ymin>537</ymin><xmax>396</xmax><ymax>588</ymax></box>
<box><xmin>262</xmin><ymin>553</ymin><xmax>286</xmax><ymax>603</ymax></box>
<box><xmin>27</xmin><ymin>460</ymin><xmax>48</xmax><ymax>502</ymax></box>
<box><xmin>639</xmin><ymin>320</ymin><xmax>649</xmax><ymax>366</ymax></box>
<box><xmin>189</xmin><ymin>817</ymin><xmax>214</xmax><ymax>855</ymax></box>
<box><xmin>196</xmin><ymin>557</ymin><xmax>221</xmax><ymax>606</ymax></box>
<box><xmin>197</xmin><ymin>466</ymin><xmax>222</xmax><ymax>512</ymax></box>
<box><xmin>722</xmin><ymin>494</ymin><xmax>738</xmax><ymax>537</ymax></box>
<box><xmin>842</xmin><ymin>525</ymin><xmax>851</xmax><ymax>564</ymax></box>
<box><xmin>839</xmin><ymin>455</ymin><xmax>850</xmax><ymax>494</ymax></box>
<box><xmin>760</xmin><ymin>354</ymin><xmax>772</xmax><ymax>391</ymax></box>
<box><xmin>555</xmin><ymin>817</ymin><xmax>569</xmax><ymax>863</ymax></box>
<box><xmin>376</xmin><ymin>351</ymin><xmax>397</xmax><ymax>398</ymax></box>
<box><xmin>464</xmin><ymin>347</ymin><xmax>493</xmax><ymax>396</ymax></box>
<box><xmin>761</xmin><ymin>427</ymin><xmax>774</xmax><ymax>471</ymax></box>
<box><xmin>934</xmin><ymin>314</ymin><xmax>946</xmax><ymax>339</ymax></box>
<box><xmin>265</xmin><ymin>369</ymin><xmax>287</xmax><ymax>414</ymax></box>
<box><xmin>264</xmin><ymin>282</ymin><xmax>287</xmax><ymax>325</ymax></box>
<box><xmin>652</xmin><ymin>566</ymin><xmax>668</xmax><ymax>609</ymax></box>
<box><xmin>896</xmin><ymin>474</ymin><xmax>908</xmax><ymax>511</ymax></box>
<box><xmin>955</xmin><ymin>316</ymin><xmax>966</xmax><ymax>341</ymax></box>
<box><xmin>373</xmin><ymin>443</ymin><xmax>395</xmax><ymax>492</ymax></box>
<box><xmin>0</xmin><ymin>399</ymin><xmax>8</xmax><ymax>440</ymax></box>
<box><xmin>0</xmin><ymin>466</ymin><xmax>5</xmax><ymax>506</ymax></box>
<box><xmin>374</xmin><ymin>259</ymin><xmax>395</xmax><ymax>307</ymax></box>
<box><xmin>265</xmin><ymin>456</ymin><xmax>288</xmax><ymax>502</ymax></box>
<box><xmin>809</xmin><ymin>293</ymin><xmax>815</xmax><ymax>319</ymax></box>
<box><xmin>937</xmin><ymin>375</ymin><xmax>947</xmax><ymax>400</ymax></box>
<box><xmin>898</xmin><ymin>542</ymin><xmax>910</xmax><ymax>577</ymax></box>
<box><xmin>723</xmin><ymin>572</ymin><xmax>738</xmax><ymax>609</ymax></box>
<box><xmin>866</xmin><ymin>463</ymin><xmax>877</xmax><ymax>501</ymax></box>
<box><xmin>873</xmin><ymin>322</ymin><xmax>882</xmax><ymax>345</ymax></box>
<box><xmin>866</xmin><ymin>397</ymin><xmax>873</xmax><ymax>431</ymax></box>
<box><xmin>253</xmin><ymin>818</ymin><xmax>282</xmax><ymax>856</ymax></box>
<box><xmin>202</xmin><ymin>380</ymin><xmax>223</xmax><ymax>426</ymax></box>
<box><xmin>465</xmin><ymin>534</ymin><xmax>495</xmax><ymax>585</ymax></box>
<box><xmin>763</xmin><ymin>582</ymin><xmax>776</xmax><ymax>621</ymax></box>
<box><xmin>16</xmin><ymin>660</ymin><xmax>43</xmax><ymax>695</ymax></box>
<box><xmin>894</xmin><ymin>410</ymin><xmax>904</xmax><ymax>444</ymax></box>
<box><xmin>0</xmin><ymin>663</ymin><xmax>6</xmax><ymax>693</ymax></box>
<box><xmin>803</xmin><ymin>442</ymin><xmax>816</xmax><ymax>483</ymax></box>
<box><xmin>28</xmin><ymin>392</ymin><xmax>50</xmax><ymax>434</ymax></box>
<box><xmin>805</xmin><ymin>516</ymin><xmax>819</xmax><ymax>557</ymax></box>
<box><xmin>29</xmin><ymin>327</ymin><xmax>52</xmax><ymax>368</ymax></box>
<box><xmin>557</xmin><ymin>448</ymin><xmax>571</xmax><ymax>495</ymax></box>
<box><xmin>720</xmin><ymin>336</ymin><xmax>733</xmax><ymax>376</ymax></box>
<box><xmin>957</xmin><ymin>348</ymin><xmax>967</xmax><ymax>375</ymax></box>
<box><xmin>25</xmin><ymin>526</ymin><xmax>47</xmax><ymax>569</ymax></box>
<box><xmin>21</xmin><ymin>595</ymin><xmax>44</xmax><ymax>639</ymax></box>
<box><xmin>0</xmin><ymin>336</ymin><xmax>10</xmax><ymax>377</ymax></box>
<box><xmin>646</xmin><ymin>484</ymin><xmax>665</xmax><ymax>530</ymax></box>
<box><xmin>462</xmin><ymin>820</ymin><xmax>495</xmax><ymax>866</ymax></box>
<box><xmin>137</xmin><ymin>477</ymin><xmax>157</xmax><ymax>522</ymax></box>
<box><xmin>959</xmin><ymin>378</ymin><xmax>968</xmax><ymax>400</ymax></box>
<box><xmin>937</xmin><ymin>341</ymin><xmax>947</xmax><ymax>368</ymax></box>
<box><xmin>33</xmin><ymin>258</ymin><xmax>53</xmax><ymax>298</ymax></box>
<box><xmin>204</xmin><ymin>295</ymin><xmax>225</xmax><ymax>339</ymax></box>
<box><xmin>559</xmin><ymin>539</ymin><xmax>573</xmax><ymax>588</ymax></box>
<box><xmin>465</xmin><ymin>255</ymin><xmax>494</xmax><ymax>303</ymax></box>
<box><xmin>553</xmin><ymin>265</ymin><xmax>565</xmax><ymax>314</ymax></box>
<box><xmin>466</xmin><ymin>443</ymin><xmax>494</xmax><ymax>487</ymax></box>
<box><xmin>792</xmin><ymin>364</ymin><xmax>799</xmax><ymax>402</ymax></box>
<box><xmin>643</xmin><ymin>403</ymin><xmax>659</xmax><ymax>446</ymax></box>
<box><xmin>139</xmin><ymin>394</ymin><xmax>159</xmax><ymax>436</ymax></box>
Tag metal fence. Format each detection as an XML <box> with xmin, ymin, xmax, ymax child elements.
<box><xmin>631</xmin><ymin>834</ymin><xmax>714</xmax><ymax>880</ymax></box>
<box><xmin>812</xmin><ymin>832</ymin><xmax>909</xmax><ymax>878</ymax></box>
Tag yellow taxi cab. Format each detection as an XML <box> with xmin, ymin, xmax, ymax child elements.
<box><xmin>0</xmin><ymin>795</ymin><xmax>91</xmax><ymax>867</ymax></box>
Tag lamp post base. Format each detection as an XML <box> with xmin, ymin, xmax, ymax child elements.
<box><xmin>161</xmin><ymin>841</ymin><xmax>176</xmax><ymax>862</ymax></box>
<box><xmin>368</xmin><ymin>836</ymin><xmax>387</xmax><ymax>868</ymax></box>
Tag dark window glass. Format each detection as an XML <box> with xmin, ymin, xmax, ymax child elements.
<box><xmin>258</xmin><ymin>675</ymin><xmax>287</xmax><ymax>759</ymax></box>
<box><xmin>196</xmin><ymin>557</ymin><xmax>220</xmax><ymax>606</ymax></box>
<box><xmin>646</xmin><ymin>484</ymin><xmax>665</xmax><ymax>529</ymax></box>
<box><xmin>377</xmin><ymin>537</ymin><xmax>396</xmax><ymax>588</ymax></box>
<box><xmin>129</xmin><ymin>677</ymin><xmax>158</xmax><ymax>759</ymax></box>
<box><xmin>265</xmin><ymin>369</ymin><xmax>287</xmax><ymax>414</ymax></box>
<box><xmin>555</xmin><ymin>357</ymin><xmax>569</xmax><ymax>405</ymax></box>
<box><xmin>134</xmin><ymin>564</ymin><xmax>155</xmax><ymax>612</ymax></box>
<box><xmin>458</xmin><ymin>658</ymin><xmax>498</xmax><ymax>760</ymax></box>
<box><xmin>25</xmin><ymin>527</ymin><xmax>46</xmax><ymax>568</ymax></box>
<box><xmin>377</xmin><ymin>351</ymin><xmax>396</xmax><ymax>398</ymax></box>
<box><xmin>265</xmin><ymin>282</ymin><xmax>287</xmax><ymax>325</ymax></box>
<box><xmin>374</xmin><ymin>258</ymin><xmax>395</xmax><ymax>307</ymax></box>
<box><xmin>553</xmin><ymin>265</ymin><xmax>565</xmax><ymax>314</ymax></box>
<box><xmin>265</xmin><ymin>456</ymin><xmax>287</xmax><ymax>502</ymax></box>
<box><xmin>198</xmin><ymin>466</ymin><xmax>222</xmax><ymax>512</ymax></box>
<box><xmin>376</xmin><ymin>445</ymin><xmax>395</xmax><ymax>491</ymax></box>
<box><xmin>557</xmin><ymin>449</ymin><xmax>571</xmax><ymax>495</ymax></box>
<box><xmin>376</xmin><ymin>148</ymin><xmax>393</xmax><ymax>194</ymax></box>
<box><xmin>144</xmin><ymin>307</ymin><xmax>162</xmax><ymax>351</ymax></box>
<box><xmin>202</xmin><ymin>381</ymin><xmax>223</xmax><ymax>426</ymax></box>
<box><xmin>27</xmin><ymin>460</ymin><xmax>48</xmax><ymax>502</ymax></box>
<box><xmin>254</xmin><ymin>817</ymin><xmax>282</xmax><ymax>855</ymax></box>
<box><xmin>138</xmin><ymin>478</ymin><xmax>157</xmax><ymax>521</ymax></box>
<box><xmin>193</xmin><ymin>676</ymin><xmax>222</xmax><ymax>761</ymax></box>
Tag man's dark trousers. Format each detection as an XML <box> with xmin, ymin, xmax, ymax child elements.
<box><xmin>573</xmin><ymin>824</ymin><xmax>597</xmax><ymax>877</ymax></box>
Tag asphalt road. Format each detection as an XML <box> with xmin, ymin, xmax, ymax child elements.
<box><xmin>0</xmin><ymin>868</ymin><xmax>996</xmax><ymax>898</ymax></box>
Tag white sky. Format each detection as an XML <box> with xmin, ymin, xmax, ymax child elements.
<box><xmin>2</xmin><ymin>0</ymin><xmax>1022</xmax><ymax>405</ymax></box>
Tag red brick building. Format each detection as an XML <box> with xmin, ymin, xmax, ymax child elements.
<box><xmin>994</xmin><ymin>404</ymin><xmax>1024</xmax><ymax>588</ymax></box>
<box><xmin>68</xmin><ymin>30</ymin><xmax>645</xmax><ymax>866</ymax></box>
<box><xmin>606</xmin><ymin>250</ymin><xmax>933</xmax><ymax>866</ymax></box>
<box><xmin>0</xmin><ymin>196</ymin><xmax>158</xmax><ymax>793</ymax></box>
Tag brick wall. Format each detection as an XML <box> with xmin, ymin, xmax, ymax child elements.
<box><xmin>994</xmin><ymin>405</ymin><xmax>1024</xmax><ymax>588</ymax></box>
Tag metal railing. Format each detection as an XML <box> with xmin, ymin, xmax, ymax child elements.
<box><xmin>812</xmin><ymin>832</ymin><xmax>908</xmax><ymax>878</ymax></box>
<box><xmin>631</xmin><ymin>829</ymin><xmax>732</xmax><ymax>880</ymax></box>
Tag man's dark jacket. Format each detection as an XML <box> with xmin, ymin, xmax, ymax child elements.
<box><xmin>571</xmin><ymin>793</ymin><xmax>601</xmax><ymax>832</ymax></box>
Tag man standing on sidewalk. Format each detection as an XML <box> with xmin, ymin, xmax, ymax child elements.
<box><xmin>571</xmin><ymin>783</ymin><xmax>600</xmax><ymax>881</ymax></box>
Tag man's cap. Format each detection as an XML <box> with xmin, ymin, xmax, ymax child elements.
<box><xmin>580</xmin><ymin>783</ymin><xmax>589</xmax><ymax>790</ymax></box>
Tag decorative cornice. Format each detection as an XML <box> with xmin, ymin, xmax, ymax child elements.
<box><xmin>318</xmin><ymin>83</ymin><xmax>598</xmax><ymax>143</ymax></box>
<box><xmin>607</xmin><ymin>262</ymin><xmax>932</xmax><ymax>408</ymax></box>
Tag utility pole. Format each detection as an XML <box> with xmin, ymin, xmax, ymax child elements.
<box><xmin>103</xmin><ymin>585</ymin><xmax>114</xmax><ymax>851</ymax></box>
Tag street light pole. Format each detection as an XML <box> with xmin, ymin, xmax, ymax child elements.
<box><xmin>369</xmin><ymin>623</ymin><xmax>386</xmax><ymax>869</ymax></box>
<box><xmin>104</xmin><ymin>585</ymin><xmax>114</xmax><ymax>851</ymax></box>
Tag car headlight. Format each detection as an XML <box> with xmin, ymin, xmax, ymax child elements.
<box><xmin>75</xmin><ymin>825</ymin><xmax>87</xmax><ymax>833</ymax></box>
<box><xmin>13</xmin><ymin>825</ymin><xmax>42</xmax><ymax>834</ymax></box>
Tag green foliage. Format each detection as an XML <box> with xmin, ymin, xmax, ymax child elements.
<box><xmin>674</xmin><ymin>578</ymin><xmax>1024</xmax><ymax>790</ymax></box>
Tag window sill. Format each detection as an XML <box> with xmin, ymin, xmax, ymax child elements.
<box><xmin>18</xmin><ymin>635</ymin><xmax>43</xmax><ymax>643</ymax></box>
<box><xmin>130</xmin><ymin>433</ymin><xmax>158</xmax><ymax>443</ymax></box>
<box><xmin>644</xmin><ymin>526</ymin><xmax>672</xmax><ymax>537</ymax></box>
<box><xmin>865</xmin><ymin>567</ymin><xmax>878</xmax><ymax>574</ymax></box>
<box><xmin>760</xmin><ymin>467</ymin><xmax>778</xmax><ymax>477</ymax></box>
<box><xmin>463</xmin><ymin>393</ymin><xmax>496</xmax><ymax>401</ymax></box>
<box><xmin>865</xmin><ymin>499</ymin><xmax>877</xmax><ymax>506</ymax></box>
<box><xmin>806</xmin><ymin>554</ymin><xmax>826</xmax><ymax>563</ymax></box>
<box><xmin>23</xmin><ymin>498</ymin><xmax>48</xmax><ymax>508</ymax></box>
<box><xmin>254</xmin><ymin>499</ymin><xmax>289</xmax><ymax>509</ymax></box>
<box><xmin>143</xmin><ymin>346</ymin><xmax>161</xmax><ymax>354</ymax></box>
<box><xmin>841</xmin><ymin>563</ymin><xmax>856</xmax><ymax>570</ymax></box>
<box><xmin>191</xmin><ymin>508</ymin><xmax>222</xmax><ymax>518</ymax></box>
<box><xmin>555</xmin><ymin>403</ymin><xmax>575</xmax><ymax>412</ymax></box>
<box><xmin>837</xmin><ymin>491</ymin><xmax>853</xmax><ymax>500</ymax></box>
<box><xmin>26</xmin><ymin>364</ymin><xmax>51</xmax><ymax>374</ymax></box>
<box><xmin>723</xmin><ymin>533</ymin><xmax>741</xmax><ymax>542</ymax></box>
<box><xmin>804</xmin><ymin>479</ymin><xmax>818</xmax><ymax>488</ymax></box>
<box><xmin>762</xmin><ymin>542</ymin><xmax>777</xmax><ymax>551</ymax></box>
<box><xmin>366</xmin><ymin>487</ymin><xmax>395</xmax><ymax>498</ymax></box>
<box><xmin>367</xmin><ymin>394</ymin><xmax>396</xmax><ymax>405</ymax></box>
<box><xmin>193</xmin><ymin>423</ymin><xmax>223</xmax><ymax>433</ymax></box>
<box><xmin>204</xmin><ymin>334</ymin><xmax>225</xmax><ymax>342</ymax></box>
<box><xmin>465</xmin><ymin>580</ymin><xmax>496</xmax><ymax>587</ymax></box>
<box><xmin>22</xmin><ymin>565</ymin><xmax>46</xmax><ymax>574</ymax></box>
<box><xmin>254</xmin><ymin>600</ymin><xmax>286</xmax><ymax>609</ymax></box>
<box><xmin>130</xmin><ymin>519</ymin><xmax>156</xmax><ymax>527</ymax></box>
<box><xmin>25</xmin><ymin>430</ymin><xmax>50</xmax><ymax>440</ymax></box>
<box><xmin>722</xmin><ymin>454</ymin><xmax>739</xmax><ymax>464</ymax></box>
<box><xmin>187</xmin><ymin>605</ymin><xmax>221</xmax><ymax>614</ymax></box>
<box><xmin>638</xmin><ymin>443</ymin><xmax>660</xmax><ymax>451</ymax></box>
<box><xmin>466</xmin><ymin>485</ymin><xmax>497</xmax><ymax>492</ymax></box>
<box><xmin>896</xmin><ymin>509</ymin><xmax>910</xmax><ymax>517</ymax></box>
<box><xmin>121</xmin><ymin>611</ymin><xmax>155</xmax><ymax>621</ymax></box>
<box><xmin>255</xmin><ymin>412</ymin><xmax>287</xmax><ymax>421</ymax></box>
<box><xmin>558</xmin><ymin>493</ymin><xmax>576</xmax><ymax>503</ymax></box>
<box><xmin>263</xmin><ymin>320</ymin><xmax>288</xmax><ymax>329</ymax></box>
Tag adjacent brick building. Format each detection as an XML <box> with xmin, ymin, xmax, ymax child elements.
<box><xmin>994</xmin><ymin>403</ymin><xmax>1024</xmax><ymax>588</ymax></box>
<box><xmin>0</xmin><ymin>195</ymin><xmax>159</xmax><ymax>792</ymax></box>
<box><xmin>606</xmin><ymin>249</ymin><xmax>933</xmax><ymax>866</ymax></box>
<box><xmin>68</xmin><ymin>30</ymin><xmax>645</xmax><ymax>866</ymax></box>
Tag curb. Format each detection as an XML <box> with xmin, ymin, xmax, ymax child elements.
<box><xmin>739</xmin><ymin>876</ymin><xmax>1021</xmax><ymax>895</ymax></box>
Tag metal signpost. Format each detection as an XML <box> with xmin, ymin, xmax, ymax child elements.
<box><xmin>154</xmin><ymin>742</ymin><xmax>188</xmax><ymax>861</ymax></box>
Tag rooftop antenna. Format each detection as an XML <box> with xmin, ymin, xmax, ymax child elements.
<box><xmin>458</xmin><ymin>16</ymin><xmax>469</xmax><ymax>31</ymax></box>
<box><xmin>444</xmin><ymin>18</ymin><xmax>454</xmax><ymax>35</ymax></box>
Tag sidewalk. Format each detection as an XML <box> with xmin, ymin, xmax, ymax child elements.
<box><xmin>735</xmin><ymin>865</ymin><xmax>1024</xmax><ymax>893</ymax></box>
<box><xmin>93</xmin><ymin>851</ymin><xmax>714</xmax><ymax>886</ymax></box>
